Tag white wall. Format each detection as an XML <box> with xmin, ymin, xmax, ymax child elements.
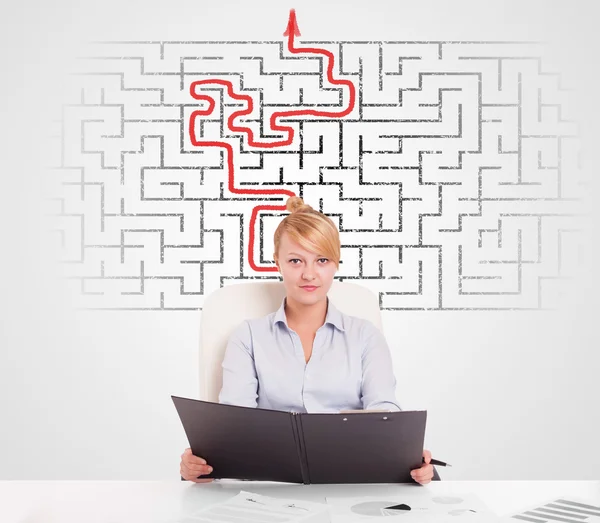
<box><xmin>1</xmin><ymin>0</ymin><xmax>599</xmax><ymax>480</ymax></box>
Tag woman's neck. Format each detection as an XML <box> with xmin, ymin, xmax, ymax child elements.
<box><xmin>284</xmin><ymin>296</ymin><xmax>328</xmax><ymax>331</ymax></box>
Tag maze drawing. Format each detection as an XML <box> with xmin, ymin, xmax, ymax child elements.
<box><xmin>46</xmin><ymin>11</ymin><xmax>585</xmax><ymax>310</ymax></box>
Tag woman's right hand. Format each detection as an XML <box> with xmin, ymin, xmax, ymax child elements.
<box><xmin>180</xmin><ymin>447</ymin><xmax>214</xmax><ymax>483</ymax></box>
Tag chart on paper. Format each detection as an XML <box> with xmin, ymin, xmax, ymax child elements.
<box><xmin>171</xmin><ymin>490</ymin><xmax>327</xmax><ymax>523</ymax></box>
<box><xmin>507</xmin><ymin>497</ymin><xmax>600</xmax><ymax>523</ymax></box>
<box><xmin>327</xmin><ymin>492</ymin><xmax>498</xmax><ymax>522</ymax></box>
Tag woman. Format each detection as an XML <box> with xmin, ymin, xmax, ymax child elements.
<box><xmin>180</xmin><ymin>196</ymin><xmax>435</xmax><ymax>485</ymax></box>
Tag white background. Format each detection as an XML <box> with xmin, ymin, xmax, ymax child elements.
<box><xmin>0</xmin><ymin>0</ymin><xmax>599</xmax><ymax>480</ymax></box>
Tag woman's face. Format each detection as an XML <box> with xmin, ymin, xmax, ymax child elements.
<box><xmin>275</xmin><ymin>232</ymin><xmax>338</xmax><ymax>306</ymax></box>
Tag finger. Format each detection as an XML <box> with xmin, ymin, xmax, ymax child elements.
<box><xmin>182</xmin><ymin>462</ymin><xmax>213</xmax><ymax>477</ymax></box>
<box><xmin>413</xmin><ymin>472</ymin><xmax>433</xmax><ymax>485</ymax></box>
<box><xmin>183</xmin><ymin>454</ymin><xmax>207</xmax><ymax>467</ymax></box>
<box><xmin>411</xmin><ymin>463</ymin><xmax>430</xmax><ymax>476</ymax></box>
<box><xmin>182</xmin><ymin>462</ymin><xmax>199</xmax><ymax>475</ymax></box>
<box><xmin>189</xmin><ymin>477</ymin><xmax>214</xmax><ymax>484</ymax></box>
<box><xmin>180</xmin><ymin>466</ymin><xmax>215</xmax><ymax>484</ymax></box>
<box><xmin>422</xmin><ymin>449</ymin><xmax>431</xmax><ymax>464</ymax></box>
<box><xmin>422</xmin><ymin>469</ymin><xmax>434</xmax><ymax>483</ymax></box>
<box><xmin>419</xmin><ymin>464</ymin><xmax>434</xmax><ymax>477</ymax></box>
<box><xmin>181</xmin><ymin>463</ymin><xmax>198</xmax><ymax>479</ymax></box>
<box><xmin>189</xmin><ymin>464</ymin><xmax>213</xmax><ymax>476</ymax></box>
<box><xmin>411</xmin><ymin>465</ymin><xmax>433</xmax><ymax>481</ymax></box>
<box><xmin>182</xmin><ymin>449</ymin><xmax>207</xmax><ymax>465</ymax></box>
<box><xmin>417</xmin><ymin>468</ymin><xmax>434</xmax><ymax>483</ymax></box>
<box><xmin>181</xmin><ymin>469</ymin><xmax>214</xmax><ymax>482</ymax></box>
<box><xmin>411</xmin><ymin>471</ymin><xmax>426</xmax><ymax>481</ymax></box>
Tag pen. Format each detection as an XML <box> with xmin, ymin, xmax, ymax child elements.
<box><xmin>423</xmin><ymin>457</ymin><xmax>451</xmax><ymax>467</ymax></box>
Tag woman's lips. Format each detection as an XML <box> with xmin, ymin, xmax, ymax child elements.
<box><xmin>301</xmin><ymin>286</ymin><xmax>318</xmax><ymax>291</ymax></box>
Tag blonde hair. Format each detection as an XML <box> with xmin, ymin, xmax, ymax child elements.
<box><xmin>273</xmin><ymin>196</ymin><xmax>341</xmax><ymax>269</ymax></box>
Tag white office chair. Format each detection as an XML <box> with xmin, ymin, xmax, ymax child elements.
<box><xmin>199</xmin><ymin>280</ymin><xmax>383</xmax><ymax>403</ymax></box>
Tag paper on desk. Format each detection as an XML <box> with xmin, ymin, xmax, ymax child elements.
<box><xmin>500</xmin><ymin>495</ymin><xmax>600</xmax><ymax>522</ymax></box>
<box><xmin>173</xmin><ymin>490</ymin><xmax>328</xmax><ymax>523</ymax></box>
<box><xmin>326</xmin><ymin>491</ymin><xmax>499</xmax><ymax>522</ymax></box>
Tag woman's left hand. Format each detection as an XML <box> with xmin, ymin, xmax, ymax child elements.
<box><xmin>410</xmin><ymin>449</ymin><xmax>434</xmax><ymax>485</ymax></box>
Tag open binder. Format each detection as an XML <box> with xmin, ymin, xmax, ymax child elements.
<box><xmin>172</xmin><ymin>395</ymin><xmax>427</xmax><ymax>484</ymax></box>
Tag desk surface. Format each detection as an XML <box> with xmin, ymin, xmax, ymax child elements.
<box><xmin>1</xmin><ymin>480</ymin><xmax>599</xmax><ymax>523</ymax></box>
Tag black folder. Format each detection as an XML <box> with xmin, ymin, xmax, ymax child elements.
<box><xmin>172</xmin><ymin>395</ymin><xmax>427</xmax><ymax>484</ymax></box>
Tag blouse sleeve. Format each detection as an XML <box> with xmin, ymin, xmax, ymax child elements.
<box><xmin>218</xmin><ymin>320</ymin><xmax>259</xmax><ymax>408</ymax></box>
<box><xmin>360</xmin><ymin>321</ymin><xmax>402</xmax><ymax>411</ymax></box>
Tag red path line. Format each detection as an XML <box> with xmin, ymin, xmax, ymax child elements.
<box><xmin>188</xmin><ymin>9</ymin><xmax>356</xmax><ymax>272</ymax></box>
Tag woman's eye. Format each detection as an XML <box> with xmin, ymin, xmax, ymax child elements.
<box><xmin>289</xmin><ymin>258</ymin><xmax>328</xmax><ymax>264</ymax></box>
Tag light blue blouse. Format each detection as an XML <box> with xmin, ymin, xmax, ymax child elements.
<box><xmin>218</xmin><ymin>296</ymin><xmax>402</xmax><ymax>413</ymax></box>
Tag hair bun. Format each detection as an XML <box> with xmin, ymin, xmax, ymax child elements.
<box><xmin>286</xmin><ymin>196</ymin><xmax>312</xmax><ymax>213</ymax></box>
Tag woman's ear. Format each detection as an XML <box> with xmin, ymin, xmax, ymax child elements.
<box><xmin>273</xmin><ymin>258</ymin><xmax>283</xmax><ymax>281</ymax></box>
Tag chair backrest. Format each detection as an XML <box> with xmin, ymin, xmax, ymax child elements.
<box><xmin>199</xmin><ymin>280</ymin><xmax>383</xmax><ymax>402</ymax></box>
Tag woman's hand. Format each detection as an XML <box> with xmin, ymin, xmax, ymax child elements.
<box><xmin>410</xmin><ymin>449</ymin><xmax>434</xmax><ymax>485</ymax></box>
<box><xmin>180</xmin><ymin>448</ymin><xmax>214</xmax><ymax>483</ymax></box>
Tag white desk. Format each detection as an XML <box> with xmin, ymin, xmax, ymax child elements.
<box><xmin>1</xmin><ymin>480</ymin><xmax>599</xmax><ymax>523</ymax></box>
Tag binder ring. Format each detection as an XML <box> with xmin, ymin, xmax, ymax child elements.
<box><xmin>383</xmin><ymin>417</ymin><xmax>388</xmax><ymax>420</ymax></box>
<box><xmin>342</xmin><ymin>417</ymin><xmax>348</xmax><ymax>421</ymax></box>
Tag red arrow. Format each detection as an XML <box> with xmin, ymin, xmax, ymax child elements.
<box><xmin>283</xmin><ymin>8</ymin><xmax>301</xmax><ymax>37</ymax></box>
<box><xmin>189</xmin><ymin>9</ymin><xmax>356</xmax><ymax>272</ymax></box>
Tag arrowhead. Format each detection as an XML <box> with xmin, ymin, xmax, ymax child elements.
<box><xmin>283</xmin><ymin>8</ymin><xmax>301</xmax><ymax>37</ymax></box>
